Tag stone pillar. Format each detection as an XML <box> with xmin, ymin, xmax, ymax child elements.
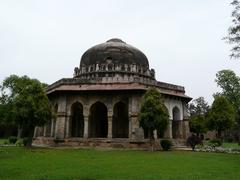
<box><xmin>50</xmin><ymin>119</ymin><xmax>55</xmax><ymax>137</ymax></box>
<box><xmin>33</xmin><ymin>127</ymin><xmax>38</xmax><ymax>138</ymax></box>
<box><xmin>65</xmin><ymin>115</ymin><xmax>71</xmax><ymax>138</ymax></box>
<box><xmin>182</xmin><ymin>119</ymin><xmax>190</xmax><ymax>139</ymax></box>
<box><xmin>43</xmin><ymin>125</ymin><xmax>47</xmax><ymax>137</ymax></box>
<box><xmin>55</xmin><ymin>112</ymin><xmax>66</xmax><ymax>139</ymax></box>
<box><xmin>164</xmin><ymin>120</ymin><xmax>172</xmax><ymax>139</ymax></box>
<box><xmin>107</xmin><ymin>115</ymin><xmax>113</xmax><ymax>139</ymax></box>
<box><xmin>178</xmin><ymin>121</ymin><xmax>183</xmax><ymax>139</ymax></box>
<box><xmin>83</xmin><ymin>116</ymin><xmax>89</xmax><ymax>138</ymax></box>
<box><xmin>129</xmin><ymin>114</ymin><xmax>139</xmax><ymax>140</ymax></box>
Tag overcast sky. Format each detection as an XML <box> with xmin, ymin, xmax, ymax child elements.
<box><xmin>1</xmin><ymin>0</ymin><xmax>240</xmax><ymax>104</ymax></box>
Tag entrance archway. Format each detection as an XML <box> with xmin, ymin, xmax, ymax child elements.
<box><xmin>71</xmin><ymin>102</ymin><xmax>84</xmax><ymax>137</ymax></box>
<box><xmin>89</xmin><ymin>102</ymin><xmax>108</xmax><ymax>138</ymax></box>
<box><xmin>172</xmin><ymin>106</ymin><xmax>180</xmax><ymax>139</ymax></box>
<box><xmin>113</xmin><ymin>102</ymin><xmax>129</xmax><ymax>138</ymax></box>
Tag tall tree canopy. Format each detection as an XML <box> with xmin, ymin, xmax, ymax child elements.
<box><xmin>188</xmin><ymin>97</ymin><xmax>209</xmax><ymax>135</ymax></box>
<box><xmin>189</xmin><ymin>97</ymin><xmax>209</xmax><ymax>117</ymax></box>
<box><xmin>0</xmin><ymin>75</ymin><xmax>53</xmax><ymax>145</ymax></box>
<box><xmin>139</xmin><ymin>88</ymin><xmax>169</xmax><ymax>139</ymax></box>
<box><xmin>215</xmin><ymin>70</ymin><xmax>240</xmax><ymax>110</ymax></box>
<box><xmin>206</xmin><ymin>96</ymin><xmax>235</xmax><ymax>138</ymax></box>
<box><xmin>225</xmin><ymin>0</ymin><xmax>240</xmax><ymax>58</ymax></box>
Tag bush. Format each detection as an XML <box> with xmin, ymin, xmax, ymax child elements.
<box><xmin>15</xmin><ymin>139</ymin><xmax>23</xmax><ymax>146</ymax></box>
<box><xmin>209</xmin><ymin>139</ymin><xmax>222</xmax><ymax>147</ymax></box>
<box><xmin>160</xmin><ymin>139</ymin><xmax>172</xmax><ymax>151</ymax></box>
<box><xmin>23</xmin><ymin>137</ymin><xmax>28</xmax><ymax>146</ymax></box>
<box><xmin>3</xmin><ymin>140</ymin><xmax>9</xmax><ymax>145</ymax></box>
<box><xmin>224</xmin><ymin>137</ymin><xmax>234</xmax><ymax>143</ymax></box>
<box><xmin>8</xmin><ymin>136</ymin><xmax>18</xmax><ymax>144</ymax></box>
<box><xmin>187</xmin><ymin>134</ymin><xmax>203</xmax><ymax>151</ymax></box>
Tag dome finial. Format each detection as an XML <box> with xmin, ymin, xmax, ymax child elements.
<box><xmin>106</xmin><ymin>38</ymin><xmax>126</xmax><ymax>43</ymax></box>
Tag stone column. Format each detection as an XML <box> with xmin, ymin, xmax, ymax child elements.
<box><xmin>43</xmin><ymin>125</ymin><xmax>47</xmax><ymax>137</ymax></box>
<box><xmin>107</xmin><ymin>115</ymin><xmax>113</xmax><ymax>139</ymax></box>
<box><xmin>50</xmin><ymin>119</ymin><xmax>55</xmax><ymax>137</ymax></box>
<box><xmin>65</xmin><ymin>115</ymin><xmax>71</xmax><ymax>138</ymax></box>
<box><xmin>83</xmin><ymin>116</ymin><xmax>89</xmax><ymax>138</ymax></box>
<box><xmin>164</xmin><ymin>120</ymin><xmax>173</xmax><ymax>139</ymax></box>
<box><xmin>55</xmin><ymin>112</ymin><xmax>66</xmax><ymax>139</ymax></box>
<box><xmin>182</xmin><ymin>119</ymin><xmax>190</xmax><ymax>139</ymax></box>
<box><xmin>33</xmin><ymin>127</ymin><xmax>38</xmax><ymax>138</ymax></box>
<box><xmin>178</xmin><ymin>121</ymin><xmax>183</xmax><ymax>139</ymax></box>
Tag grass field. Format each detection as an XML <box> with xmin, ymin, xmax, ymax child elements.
<box><xmin>0</xmin><ymin>147</ymin><xmax>239</xmax><ymax>180</ymax></box>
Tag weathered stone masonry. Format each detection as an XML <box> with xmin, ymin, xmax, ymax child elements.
<box><xmin>33</xmin><ymin>38</ymin><xmax>192</xmax><ymax>148</ymax></box>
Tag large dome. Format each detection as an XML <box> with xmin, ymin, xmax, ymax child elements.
<box><xmin>80</xmin><ymin>38</ymin><xmax>149</xmax><ymax>67</ymax></box>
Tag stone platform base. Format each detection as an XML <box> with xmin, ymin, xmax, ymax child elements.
<box><xmin>33</xmin><ymin>137</ymin><xmax>187</xmax><ymax>150</ymax></box>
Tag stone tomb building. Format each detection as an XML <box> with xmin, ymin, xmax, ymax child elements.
<box><xmin>34</xmin><ymin>38</ymin><xmax>192</xmax><ymax>148</ymax></box>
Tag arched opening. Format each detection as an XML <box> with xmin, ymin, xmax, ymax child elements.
<box><xmin>172</xmin><ymin>106</ymin><xmax>181</xmax><ymax>139</ymax></box>
<box><xmin>71</xmin><ymin>102</ymin><xmax>84</xmax><ymax>137</ymax></box>
<box><xmin>113</xmin><ymin>102</ymin><xmax>129</xmax><ymax>138</ymax></box>
<box><xmin>89</xmin><ymin>102</ymin><xmax>108</xmax><ymax>138</ymax></box>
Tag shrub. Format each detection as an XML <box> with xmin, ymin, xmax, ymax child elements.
<box><xmin>160</xmin><ymin>139</ymin><xmax>172</xmax><ymax>151</ymax></box>
<box><xmin>209</xmin><ymin>139</ymin><xmax>222</xmax><ymax>147</ymax></box>
<box><xmin>23</xmin><ymin>137</ymin><xmax>28</xmax><ymax>146</ymax></box>
<box><xmin>187</xmin><ymin>134</ymin><xmax>203</xmax><ymax>151</ymax></box>
<box><xmin>3</xmin><ymin>140</ymin><xmax>9</xmax><ymax>145</ymax></box>
<box><xmin>8</xmin><ymin>136</ymin><xmax>18</xmax><ymax>144</ymax></box>
<box><xmin>15</xmin><ymin>139</ymin><xmax>23</xmax><ymax>146</ymax></box>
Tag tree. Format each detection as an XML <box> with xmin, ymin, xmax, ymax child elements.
<box><xmin>225</xmin><ymin>0</ymin><xmax>240</xmax><ymax>58</ymax></box>
<box><xmin>188</xmin><ymin>97</ymin><xmax>209</xmax><ymax>117</ymax></box>
<box><xmin>139</xmin><ymin>88</ymin><xmax>169</xmax><ymax>147</ymax></box>
<box><xmin>188</xmin><ymin>97</ymin><xmax>209</xmax><ymax>135</ymax></box>
<box><xmin>206</xmin><ymin>96</ymin><xmax>235</xmax><ymax>138</ymax></box>
<box><xmin>0</xmin><ymin>75</ymin><xmax>53</xmax><ymax>146</ymax></box>
<box><xmin>215</xmin><ymin>70</ymin><xmax>240</xmax><ymax>110</ymax></box>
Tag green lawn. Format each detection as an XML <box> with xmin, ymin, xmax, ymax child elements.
<box><xmin>0</xmin><ymin>147</ymin><xmax>239</xmax><ymax>180</ymax></box>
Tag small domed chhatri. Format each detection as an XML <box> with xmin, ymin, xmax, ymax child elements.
<box><xmin>34</xmin><ymin>38</ymin><xmax>192</xmax><ymax>149</ymax></box>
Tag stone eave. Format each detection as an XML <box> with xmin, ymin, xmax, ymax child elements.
<box><xmin>46</xmin><ymin>79</ymin><xmax>192</xmax><ymax>101</ymax></box>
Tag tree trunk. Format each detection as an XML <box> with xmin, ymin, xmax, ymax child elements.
<box><xmin>25</xmin><ymin>126</ymin><xmax>35</xmax><ymax>148</ymax></box>
<box><xmin>217</xmin><ymin>129</ymin><xmax>222</xmax><ymax>139</ymax></box>
<box><xmin>17</xmin><ymin>125</ymin><xmax>23</xmax><ymax>139</ymax></box>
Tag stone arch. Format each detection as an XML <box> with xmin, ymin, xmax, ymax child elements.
<box><xmin>172</xmin><ymin>106</ymin><xmax>181</xmax><ymax>139</ymax></box>
<box><xmin>89</xmin><ymin>101</ymin><xmax>108</xmax><ymax>138</ymax></box>
<box><xmin>112</xmin><ymin>101</ymin><xmax>129</xmax><ymax>138</ymax></box>
<box><xmin>71</xmin><ymin>102</ymin><xmax>84</xmax><ymax>137</ymax></box>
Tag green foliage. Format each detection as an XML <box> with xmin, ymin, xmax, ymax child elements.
<box><xmin>0</xmin><ymin>75</ymin><xmax>53</xmax><ymax>145</ymax></box>
<box><xmin>139</xmin><ymin>88</ymin><xmax>169</xmax><ymax>139</ymax></box>
<box><xmin>8</xmin><ymin>136</ymin><xmax>17</xmax><ymax>144</ymax></box>
<box><xmin>160</xmin><ymin>139</ymin><xmax>172</xmax><ymax>151</ymax></box>
<box><xmin>209</xmin><ymin>139</ymin><xmax>223</xmax><ymax>147</ymax></box>
<box><xmin>206</xmin><ymin>96</ymin><xmax>235</xmax><ymax>138</ymax></box>
<box><xmin>15</xmin><ymin>139</ymin><xmax>23</xmax><ymax>146</ymax></box>
<box><xmin>215</xmin><ymin>70</ymin><xmax>240</xmax><ymax>110</ymax></box>
<box><xmin>225</xmin><ymin>0</ymin><xmax>240</xmax><ymax>58</ymax></box>
<box><xmin>187</xmin><ymin>134</ymin><xmax>203</xmax><ymax>151</ymax></box>
<box><xmin>189</xmin><ymin>115</ymin><xmax>207</xmax><ymax>135</ymax></box>
<box><xmin>189</xmin><ymin>97</ymin><xmax>209</xmax><ymax>117</ymax></box>
<box><xmin>23</xmin><ymin>137</ymin><xmax>28</xmax><ymax>146</ymax></box>
<box><xmin>3</xmin><ymin>139</ymin><xmax>9</xmax><ymax>145</ymax></box>
<box><xmin>189</xmin><ymin>97</ymin><xmax>209</xmax><ymax>135</ymax></box>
